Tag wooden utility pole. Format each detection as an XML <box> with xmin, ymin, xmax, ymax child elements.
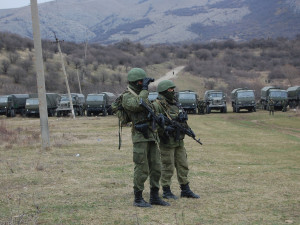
<box><xmin>30</xmin><ymin>0</ymin><xmax>50</xmax><ymax>150</ymax></box>
<box><xmin>76</xmin><ymin>69</ymin><xmax>82</xmax><ymax>94</ymax></box>
<box><xmin>54</xmin><ymin>34</ymin><xmax>75</xmax><ymax>119</ymax></box>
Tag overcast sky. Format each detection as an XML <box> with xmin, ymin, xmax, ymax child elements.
<box><xmin>0</xmin><ymin>0</ymin><xmax>53</xmax><ymax>9</ymax></box>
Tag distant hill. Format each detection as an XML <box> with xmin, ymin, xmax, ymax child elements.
<box><xmin>0</xmin><ymin>0</ymin><xmax>300</xmax><ymax>44</ymax></box>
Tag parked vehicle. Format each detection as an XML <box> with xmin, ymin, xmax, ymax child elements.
<box><xmin>25</xmin><ymin>93</ymin><xmax>61</xmax><ymax>117</ymax></box>
<box><xmin>287</xmin><ymin>86</ymin><xmax>300</xmax><ymax>108</ymax></box>
<box><xmin>148</xmin><ymin>92</ymin><xmax>158</xmax><ymax>102</ymax></box>
<box><xmin>260</xmin><ymin>86</ymin><xmax>287</xmax><ymax>110</ymax></box>
<box><xmin>231</xmin><ymin>88</ymin><xmax>256</xmax><ymax>112</ymax></box>
<box><xmin>86</xmin><ymin>92</ymin><xmax>116</xmax><ymax>116</ymax></box>
<box><xmin>56</xmin><ymin>93</ymin><xmax>85</xmax><ymax>117</ymax></box>
<box><xmin>204</xmin><ymin>90</ymin><xmax>227</xmax><ymax>113</ymax></box>
<box><xmin>177</xmin><ymin>90</ymin><xmax>198</xmax><ymax>114</ymax></box>
<box><xmin>0</xmin><ymin>94</ymin><xmax>29</xmax><ymax>117</ymax></box>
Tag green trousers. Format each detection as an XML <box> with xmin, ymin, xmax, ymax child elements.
<box><xmin>133</xmin><ymin>141</ymin><xmax>161</xmax><ymax>191</ymax></box>
<box><xmin>160</xmin><ymin>144</ymin><xmax>189</xmax><ymax>187</ymax></box>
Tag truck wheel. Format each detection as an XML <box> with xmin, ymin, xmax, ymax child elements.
<box><xmin>223</xmin><ymin>107</ymin><xmax>227</xmax><ymax>113</ymax></box>
<box><xmin>236</xmin><ymin>107</ymin><xmax>239</xmax><ymax>113</ymax></box>
<box><xmin>56</xmin><ymin>111</ymin><xmax>61</xmax><ymax>117</ymax></box>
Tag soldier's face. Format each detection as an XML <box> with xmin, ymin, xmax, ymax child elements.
<box><xmin>168</xmin><ymin>88</ymin><xmax>174</xmax><ymax>92</ymax></box>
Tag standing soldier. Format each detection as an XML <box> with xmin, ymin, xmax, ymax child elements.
<box><xmin>197</xmin><ymin>99</ymin><xmax>205</xmax><ymax>114</ymax></box>
<box><xmin>282</xmin><ymin>99</ymin><xmax>287</xmax><ymax>112</ymax></box>
<box><xmin>122</xmin><ymin>68</ymin><xmax>169</xmax><ymax>208</ymax></box>
<box><xmin>153</xmin><ymin>80</ymin><xmax>200</xmax><ymax>200</ymax></box>
<box><xmin>268</xmin><ymin>98</ymin><xmax>275</xmax><ymax>115</ymax></box>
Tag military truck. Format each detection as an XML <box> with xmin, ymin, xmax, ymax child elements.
<box><xmin>231</xmin><ymin>88</ymin><xmax>256</xmax><ymax>112</ymax></box>
<box><xmin>148</xmin><ymin>92</ymin><xmax>158</xmax><ymax>102</ymax></box>
<box><xmin>25</xmin><ymin>93</ymin><xmax>61</xmax><ymax>117</ymax></box>
<box><xmin>204</xmin><ymin>90</ymin><xmax>227</xmax><ymax>113</ymax></box>
<box><xmin>260</xmin><ymin>86</ymin><xmax>288</xmax><ymax>110</ymax></box>
<box><xmin>86</xmin><ymin>92</ymin><xmax>116</xmax><ymax>116</ymax></box>
<box><xmin>56</xmin><ymin>93</ymin><xmax>85</xmax><ymax>117</ymax></box>
<box><xmin>177</xmin><ymin>90</ymin><xmax>198</xmax><ymax>114</ymax></box>
<box><xmin>287</xmin><ymin>86</ymin><xmax>300</xmax><ymax>108</ymax></box>
<box><xmin>0</xmin><ymin>94</ymin><xmax>29</xmax><ymax>117</ymax></box>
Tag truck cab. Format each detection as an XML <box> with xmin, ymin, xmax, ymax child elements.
<box><xmin>86</xmin><ymin>92</ymin><xmax>116</xmax><ymax>116</ymax></box>
<box><xmin>231</xmin><ymin>88</ymin><xmax>256</xmax><ymax>112</ymax></box>
<box><xmin>204</xmin><ymin>90</ymin><xmax>227</xmax><ymax>113</ymax></box>
<box><xmin>56</xmin><ymin>93</ymin><xmax>85</xmax><ymax>117</ymax></box>
<box><xmin>177</xmin><ymin>90</ymin><xmax>198</xmax><ymax>114</ymax></box>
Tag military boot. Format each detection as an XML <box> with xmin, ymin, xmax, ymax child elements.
<box><xmin>180</xmin><ymin>183</ymin><xmax>200</xmax><ymax>199</ymax></box>
<box><xmin>134</xmin><ymin>190</ymin><xmax>152</xmax><ymax>207</ymax></box>
<box><xmin>149</xmin><ymin>187</ymin><xmax>170</xmax><ymax>206</ymax></box>
<box><xmin>162</xmin><ymin>186</ymin><xmax>178</xmax><ymax>199</ymax></box>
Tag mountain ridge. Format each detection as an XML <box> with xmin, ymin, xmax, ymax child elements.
<box><xmin>0</xmin><ymin>0</ymin><xmax>299</xmax><ymax>44</ymax></box>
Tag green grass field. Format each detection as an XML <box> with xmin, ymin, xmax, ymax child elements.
<box><xmin>0</xmin><ymin>109</ymin><xmax>299</xmax><ymax>225</ymax></box>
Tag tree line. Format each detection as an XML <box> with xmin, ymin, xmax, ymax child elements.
<box><xmin>0</xmin><ymin>31</ymin><xmax>299</xmax><ymax>98</ymax></box>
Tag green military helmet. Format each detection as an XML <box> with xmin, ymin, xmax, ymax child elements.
<box><xmin>127</xmin><ymin>68</ymin><xmax>147</xmax><ymax>82</ymax></box>
<box><xmin>157</xmin><ymin>80</ymin><xmax>176</xmax><ymax>93</ymax></box>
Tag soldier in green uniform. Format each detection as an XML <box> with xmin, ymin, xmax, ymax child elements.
<box><xmin>122</xmin><ymin>68</ymin><xmax>169</xmax><ymax>207</ymax></box>
<box><xmin>282</xmin><ymin>99</ymin><xmax>287</xmax><ymax>112</ymax></box>
<box><xmin>153</xmin><ymin>80</ymin><xmax>200</xmax><ymax>200</ymax></box>
<box><xmin>268</xmin><ymin>98</ymin><xmax>275</xmax><ymax>115</ymax></box>
<box><xmin>197</xmin><ymin>99</ymin><xmax>206</xmax><ymax>114</ymax></box>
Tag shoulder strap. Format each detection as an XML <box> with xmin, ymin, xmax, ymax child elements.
<box><xmin>127</xmin><ymin>86</ymin><xmax>138</xmax><ymax>97</ymax></box>
<box><xmin>156</xmin><ymin>99</ymin><xmax>172</xmax><ymax>121</ymax></box>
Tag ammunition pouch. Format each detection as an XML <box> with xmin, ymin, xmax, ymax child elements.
<box><xmin>134</xmin><ymin>123</ymin><xmax>149</xmax><ymax>139</ymax></box>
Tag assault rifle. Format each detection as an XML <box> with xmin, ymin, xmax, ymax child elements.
<box><xmin>139</xmin><ymin>98</ymin><xmax>202</xmax><ymax>145</ymax></box>
<box><xmin>138</xmin><ymin>98</ymin><xmax>165</xmax><ymax>131</ymax></box>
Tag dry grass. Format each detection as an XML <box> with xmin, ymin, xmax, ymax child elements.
<box><xmin>0</xmin><ymin>109</ymin><xmax>299</xmax><ymax>225</ymax></box>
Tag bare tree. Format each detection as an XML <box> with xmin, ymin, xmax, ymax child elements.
<box><xmin>1</xmin><ymin>59</ymin><xmax>10</xmax><ymax>74</ymax></box>
<box><xmin>7</xmin><ymin>65</ymin><xmax>26</xmax><ymax>84</ymax></box>
<box><xmin>8</xmin><ymin>52</ymin><xmax>20</xmax><ymax>64</ymax></box>
<box><xmin>281</xmin><ymin>64</ymin><xmax>299</xmax><ymax>86</ymax></box>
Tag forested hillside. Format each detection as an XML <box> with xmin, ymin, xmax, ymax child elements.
<box><xmin>0</xmin><ymin>32</ymin><xmax>300</xmax><ymax>99</ymax></box>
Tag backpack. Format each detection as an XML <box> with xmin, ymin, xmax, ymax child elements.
<box><xmin>111</xmin><ymin>91</ymin><xmax>132</xmax><ymax>149</ymax></box>
<box><xmin>111</xmin><ymin>93</ymin><xmax>131</xmax><ymax>126</ymax></box>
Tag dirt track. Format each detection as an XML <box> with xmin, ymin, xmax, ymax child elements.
<box><xmin>150</xmin><ymin>65</ymin><xmax>185</xmax><ymax>87</ymax></box>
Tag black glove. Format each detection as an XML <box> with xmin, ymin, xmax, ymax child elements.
<box><xmin>178</xmin><ymin>111</ymin><xmax>188</xmax><ymax>122</ymax></box>
<box><xmin>142</xmin><ymin>78</ymin><xmax>155</xmax><ymax>90</ymax></box>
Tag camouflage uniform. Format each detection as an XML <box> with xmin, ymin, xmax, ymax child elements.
<box><xmin>153</xmin><ymin>80</ymin><xmax>200</xmax><ymax>199</ymax></box>
<box><xmin>122</xmin><ymin>88</ymin><xmax>161</xmax><ymax>189</ymax></box>
<box><xmin>122</xmin><ymin>68</ymin><xmax>169</xmax><ymax>207</ymax></box>
<box><xmin>282</xmin><ymin>100</ymin><xmax>287</xmax><ymax>112</ymax></box>
<box><xmin>197</xmin><ymin>100</ymin><xmax>206</xmax><ymax>114</ymax></box>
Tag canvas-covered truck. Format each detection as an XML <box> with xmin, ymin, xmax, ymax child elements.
<box><xmin>0</xmin><ymin>94</ymin><xmax>29</xmax><ymax>117</ymax></box>
<box><xmin>260</xmin><ymin>86</ymin><xmax>288</xmax><ymax>110</ymax></box>
<box><xmin>25</xmin><ymin>93</ymin><xmax>61</xmax><ymax>117</ymax></box>
<box><xmin>287</xmin><ymin>86</ymin><xmax>300</xmax><ymax>108</ymax></box>
<box><xmin>86</xmin><ymin>92</ymin><xmax>116</xmax><ymax>116</ymax></box>
<box><xmin>177</xmin><ymin>90</ymin><xmax>198</xmax><ymax>114</ymax></box>
<box><xmin>204</xmin><ymin>90</ymin><xmax>227</xmax><ymax>113</ymax></box>
<box><xmin>56</xmin><ymin>93</ymin><xmax>85</xmax><ymax>117</ymax></box>
<box><xmin>231</xmin><ymin>88</ymin><xmax>256</xmax><ymax>113</ymax></box>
